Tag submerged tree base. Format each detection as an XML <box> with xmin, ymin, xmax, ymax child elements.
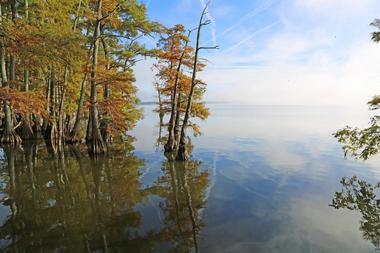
<box><xmin>164</xmin><ymin>142</ymin><xmax>176</xmax><ymax>153</ymax></box>
<box><xmin>176</xmin><ymin>145</ymin><xmax>190</xmax><ymax>161</ymax></box>
<box><xmin>86</xmin><ymin>136</ymin><xmax>107</xmax><ymax>156</ymax></box>
<box><xmin>66</xmin><ymin>132</ymin><xmax>84</xmax><ymax>144</ymax></box>
<box><xmin>0</xmin><ymin>130</ymin><xmax>22</xmax><ymax>145</ymax></box>
<box><xmin>18</xmin><ymin>119</ymin><xmax>34</xmax><ymax>140</ymax></box>
<box><xmin>164</xmin><ymin>150</ymin><xmax>177</xmax><ymax>161</ymax></box>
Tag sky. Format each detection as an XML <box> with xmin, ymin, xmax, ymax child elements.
<box><xmin>134</xmin><ymin>0</ymin><xmax>380</xmax><ymax>105</ymax></box>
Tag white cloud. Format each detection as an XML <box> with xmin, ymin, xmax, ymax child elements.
<box><xmin>198</xmin><ymin>0</ymin><xmax>380</xmax><ymax>105</ymax></box>
<box><xmin>134</xmin><ymin>0</ymin><xmax>380</xmax><ymax>105</ymax></box>
<box><xmin>203</xmin><ymin>42</ymin><xmax>380</xmax><ymax>105</ymax></box>
<box><xmin>294</xmin><ymin>0</ymin><xmax>375</xmax><ymax>14</ymax></box>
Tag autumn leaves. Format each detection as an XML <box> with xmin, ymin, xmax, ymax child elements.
<box><xmin>0</xmin><ymin>0</ymin><xmax>215</xmax><ymax>158</ymax></box>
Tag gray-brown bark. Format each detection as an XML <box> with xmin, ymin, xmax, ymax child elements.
<box><xmin>174</xmin><ymin>91</ymin><xmax>182</xmax><ymax>149</ymax></box>
<box><xmin>68</xmin><ymin>0</ymin><xmax>88</xmax><ymax>143</ymax></box>
<box><xmin>176</xmin><ymin>10</ymin><xmax>206</xmax><ymax>161</ymax></box>
<box><xmin>44</xmin><ymin>66</ymin><xmax>59</xmax><ymax>154</ymax></box>
<box><xmin>24</xmin><ymin>0</ymin><xmax>30</xmax><ymax>92</ymax></box>
<box><xmin>165</xmin><ymin>36</ymin><xmax>190</xmax><ymax>154</ymax></box>
<box><xmin>100</xmin><ymin>35</ymin><xmax>111</xmax><ymax>143</ymax></box>
<box><xmin>0</xmin><ymin>4</ymin><xmax>21</xmax><ymax>145</ymax></box>
<box><xmin>18</xmin><ymin>0</ymin><xmax>34</xmax><ymax>140</ymax></box>
<box><xmin>86</xmin><ymin>0</ymin><xmax>107</xmax><ymax>155</ymax></box>
<box><xmin>69</xmin><ymin>74</ymin><xmax>87</xmax><ymax>143</ymax></box>
<box><xmin>177</xmin><ymin>6</ymin><xmax>217</xmax><ymax>161</ymax></box>
<box><xmin>19</xmin><ymin>65</ymin><xmax>34</xmax><ymax>140</ymax></box>
<box><xmin>57</xmin><ymin>68</ymin><xmax>69</xmax><ymax>151</ymax></box>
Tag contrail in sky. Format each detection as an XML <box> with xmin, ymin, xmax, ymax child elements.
<box><xmin>203</xmin><ymin>0</ymin><xmax>277</xmax><ymax>46</ymax></box>
<box><xmin>223</xmin><ymin>21</ymin><xmax>281</xmax><ymax>53</ymax></box>
<box><xmin>200</xmin><ymin>0</ymin><xmax>217</xmax><ymax>46</ymax></box>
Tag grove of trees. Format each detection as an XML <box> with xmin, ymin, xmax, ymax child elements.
<box><xmin>0</xmin><ymin>0</ymin><xmax>214</xmax><ymax>160</ymax></box>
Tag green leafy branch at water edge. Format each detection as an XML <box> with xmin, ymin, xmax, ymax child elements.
<box><xmin>334</xmin><ymin>116</ymin><xmax>380</xmax><ymax>160</ymax></box>
<box><xmin>331</xmin><ymin>176</ymin><xmax>380</xmax><ymax>249</ymax></box>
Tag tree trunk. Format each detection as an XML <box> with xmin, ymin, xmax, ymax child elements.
<box><xmin>57</xmin><ymin>67</ymin><xmax>68</xmax><ymax>152</ymax></box>
<box><xmin>17</xmin><ymin>117</ymin><xmax>34</xmax><ymax>140</ymax></box>
<box><xmin>1</xmin><ymin>103</ymin><xmax>21</xmax><ymax>144</ymax></box>
<box><xmin>177</xmin><ymin>10</ymin><xmax>207</xmax><ymax>161</ymax></box>
<box><xmin>18</xmin><ymin>0</ymin><xmax>34</xmax><ymax>140</ymax></box>
<box><xmin>24</xmin><ymin>0</ymin><xmax>30</xmax><ymax>92</ymax></box>
<box><xmin>32</xmin><ymin>114</ymin><xmax>42</xmax><ymax>139</ymax></box>
<box><xmin>174</xmin><ymin>91</ymin><xmax>182</xmax><ymax>149</ymax></box>
<box><xmin>100</xmin><ymin>36</ymin><xmax>111</xmax><ymax>143</ymax></box>
<box><xmin>45</xmin><ymin>66</ymin><xmax>59</xmax><ymax>154</ymax></box>
<box><xmin>165</xmin><ymin>41</ymin><xmax>189</xmax><ymax>153</ymax></box>
<box><xmin>9</xmin><ymin>55</ymin><xmax>15</xmax><ymax>88</ymax></box>
<box><xmin>67</xmin><ymin>0</ymin><xmax>87</xmax><ymax>143</ymax></box>
<box><xmin>0</xmin><ymin>2</ymin><xmax>21</xmax><ymax>145</ymax></box>
<box><xmin>86</xmin><ymin>0</ymin><xmax>107</xmax><ymax>155</ymax></box>
<box><xmin>19</xmin><ymin>73</ymin><xmax>34</xmax><ymax>140</ymax></box>
<box><xmin>68</xmin><ymin>74</ymin><xmax>87</xmax><ymax>143</ymax></box>
<box><xmin>0</xmin><ymin>45</ymin><xmax>21</xmax><ymax>144</ymax></box>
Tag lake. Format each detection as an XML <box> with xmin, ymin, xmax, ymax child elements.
<box><xmin>1</xmin><ymin>104</ymin><xmax>380</xmax><ymax>253</ymax></box>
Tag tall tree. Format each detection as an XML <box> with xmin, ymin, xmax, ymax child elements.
<box><xmin>177</xmin><ymin>5</ymin><xmax>218</xmax><ymax>160</ymax></box>
<box><xmin>154</xmin><ymin>15</ymin><xmax>213</xmax><ymax>160</ymax></box>
<box><xmin>86</xmin><ymin>0</ymin><xmax>107</xmax><ymax>155</ymax></box>
<box><xmin>0</xmin><ymin>1</ymin><xmax>21</xmax><ymax>144</ymax></box>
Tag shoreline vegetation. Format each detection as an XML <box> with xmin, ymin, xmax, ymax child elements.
<box><xmin>330</xmin><ymin>18</ymin><xmax>380</xmax><ymax>251</ymax></box>
<box><xmin>0</xmin><ymin>0</ymin><xmax>216</xmax><ymax>160</ymax></box>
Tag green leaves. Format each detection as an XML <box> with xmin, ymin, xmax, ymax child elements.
<box><xmin>371</xmin><ymin>19</ymin><xmax>380</xmax><ymax>43</ymax></box>
<box><xmin>331</xmin><ymin>176</ymin><xmax>380</xmax><ymax>249</ymax></box>
<box><xmin>334</xmin><ymin>116</ymin><xmax>380</xmax><ymax>160</ymax></box>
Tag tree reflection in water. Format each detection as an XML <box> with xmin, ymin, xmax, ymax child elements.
<box><xmin>152</xmin><ymin>159</ymin><xmax>209</xmax><ymax>253</ymax></box>
<box><xmin>0</xmin><ymin>138</ymin><xmax>209</xmax><ymax>252</ymax></box>
<box><xmin>331</xmin><ymin>176</ymin><xmax>380</xmax><ymax>249</ymax></box>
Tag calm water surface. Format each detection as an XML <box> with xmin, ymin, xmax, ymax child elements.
<box><xmin>1</xmin><ymin>104</ymin><xmax>380</xmax><ymax>252</ymax></box>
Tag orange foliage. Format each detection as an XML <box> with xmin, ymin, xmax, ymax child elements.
<box><xmin>0</xmin><ymin>88</ymin><xmax>46</xmax><ymax>117</ymax></box>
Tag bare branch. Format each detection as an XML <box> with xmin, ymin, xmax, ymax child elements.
<box><xmin>198</xmin><ymin>45</ymin><xmax>219</xmax><ymax>51</ymax></box>
<box><xmin>201</xmin><ymin>20</ymin><xmax>211</xmax><ymax>26</ymax></box>
<box><xmin>13</xmin><ymin>120</ymin><xmax>22</xmax><ymax>130</ymax></box>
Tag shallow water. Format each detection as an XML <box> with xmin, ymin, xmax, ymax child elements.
<box><xmin>1</xmin><ymin>104</ymin><xmax>380</xmax><ymax>252</ymax></box>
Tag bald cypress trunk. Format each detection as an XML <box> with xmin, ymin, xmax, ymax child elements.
<box><xmin>165</xmin><ymin>37</ymin><xmax>190</xmax><ymax>154</ymax></box>
<box><xmin>18</xmin><ymin>0</ymin><xmax>34</xmax><ymax>140</ymax></box>
<box><xmin>177</xmin><ymin>10</ymin><xmax>207</xmax><ymax>161</ymax></box>
<box><xmin>18</xmin><ymin>65</ymin><xmax>34</xmax><ymax>140</ymax></box>
<box><xmin>57</xmin><ymin>68</ymin><xmax>68</xmax><ymax>151</ymax></box>
<box><xmin>100</xmin><ymin>35</ymin><xmax>111</xmax><ymax>143</ymax></box>
<box><xmin>174</xmin><ymin>91</ymin><xmax>182</xmax><ymax>149</ymax></box>
<box><xmin>24</xmin><ymin>0</ymin><xmax>30</xmax><ymax>92</ymax></box>
<box><xmin>0</xmin><ymin>4</ymin><xmax>21</xmax><ymax>145</ymax></box>
<box><xmin>86</xmin><ymin>0</ymin><xmax>107</xmax><ymax>155</ymax></box>
<box><xmin>69</xmin><ymin>74</ymin><xmax>87</xmax><ymax>143</ymax></box>
<box><xmin>45</xmin><ymin>66</ymin><xmax>59</xmax><ymax>154</ymax></box>
<box><xmin>68</xmin><ymin>1</ymin><xmax>87</xmax><ymax>143</ymax></box>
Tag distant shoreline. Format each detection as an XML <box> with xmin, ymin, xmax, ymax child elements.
<box><xmin>140</xmin><ymin>101</ymin><xmax>229</xmax><ymax>105</ymax></box>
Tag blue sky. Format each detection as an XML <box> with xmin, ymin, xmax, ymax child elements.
<box><xmin>135</xmin><ymin>0</ymin><xmax>380</xmax><ymax>105</ymax></box>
